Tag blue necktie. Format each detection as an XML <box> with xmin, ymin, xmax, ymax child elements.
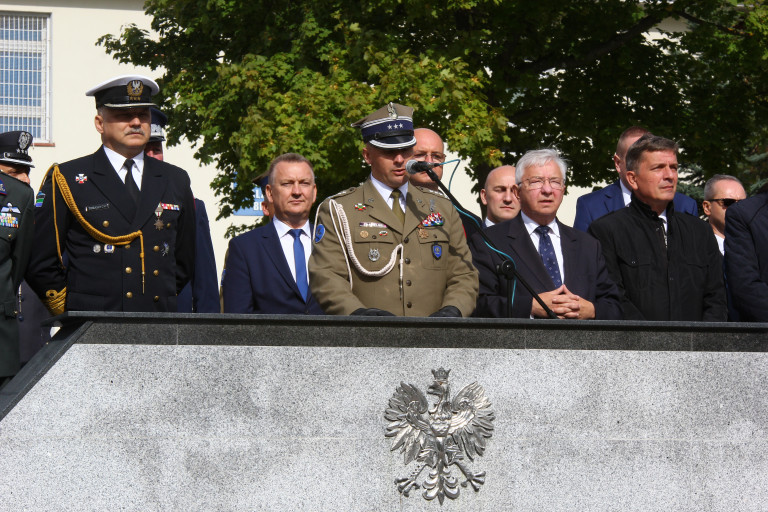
<box><xmin>290</xmin><ymin>229</ymin><xmax>309</xmax><ymax>301</ymax></box>
<box><xmin>535</xmin><ymin>225</ymin><xmax>562</xmax><ymax>288</ymax></box>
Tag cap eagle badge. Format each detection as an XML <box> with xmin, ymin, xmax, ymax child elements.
<box><xmin>127</xmin><ymin>80</ymin><xmax>144</xmax><ymax>100</ymax></box>
<box><xmin>384</xmin><ymin>368</ymin><xmax>495</xmax><ymax>504</ymax></box>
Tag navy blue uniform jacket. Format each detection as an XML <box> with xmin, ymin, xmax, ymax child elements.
<box><xmin>724</xmin><ymin>192</ymin><xmax>768</xmax><ymax>322</ymax></box>
<box><xmin>177</xmin><ymin>199</ymin><xmax>219</xmax><ymax>313</ymax></box>
<box><xmin>222</xmin><ymin>221</ymin><xmax>324</xmax><ymax>314</ymax></box>
<box><xmin>26</xmin><ymin>147</ymin><xmax>195</xmax><ymax>312</ymax></box>
<box><xmin>574</xmin><ymin>181</ymin><xmax>698</xmax><ymax>232</ymax></box>
<box><xmin>469</xmin><ymin>215</ymin><xmax>622</xmax><ymax>319</ymax></box>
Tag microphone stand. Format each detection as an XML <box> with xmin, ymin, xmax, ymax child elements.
<box><xmin>422</xmin><ymin>167</ymin><xmax>558</xmax><ymax>320</ymax></box>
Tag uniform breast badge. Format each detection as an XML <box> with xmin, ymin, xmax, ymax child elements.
<box><xmin>360</xmin><ymin>230</ymin><xmax>369</xmax><ymax>239</ymax></box>
<box><xmin>385</xmin><ymin>368</ymin><xmax>494</xmax><ymax>505</ymax></box>
<box><xmin>432</xmin><ymin>243</ymin><xmax>442</xmax><ymax>260</ymax></box>
<box><xmin>369</xmin><ymin>248</ymin><xmax>380</xmax><ymax>262</ymax></box>
<box><xmin>75</xmin><ymin>173</ymin><xmax>88</xmax><ymax>184</ymax></box>
<box><xmin>154</xmin><ymin>204</ymin><xmax>164</xmax><ymax>230</ymax></box>
<box><xmin>418</xmin><ymin>227</ymin><xmax>429</xmax><ymax>239</ymax></box>
<box><xmin>314</xmin><ymin>224</ymin><xmax>325</xmax><ymax>243</ymax></box>
<box><xmin>354</xmin><ymin>203</ymin><xmax>367</xmax><ymax>211</ymax></box>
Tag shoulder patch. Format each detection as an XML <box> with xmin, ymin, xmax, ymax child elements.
<box><xmin>314</xmin><ymin>224</ymin><xmax>326</xmax><ymax>243</ymax></box>
<box><xmin>35</xmin><ymin>191</ymin><xmax>45</xmax><ymax>207</ymax></box>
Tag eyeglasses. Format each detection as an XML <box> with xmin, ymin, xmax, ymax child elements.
<box><xmin>709</xmin><ymin>198</ymin><xmax>741</xmax><ymax>208</ymax></box>
<box><xmin>413</xmin><ymin>151</ymin><xmax>446</xmax><ymax>163</ymax></box>
<box><xmin>521</xmin><ymin>176</ymin><xmax>565</xmax><ymax>190</ymax></box>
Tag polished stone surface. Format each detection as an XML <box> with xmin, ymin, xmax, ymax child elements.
<box><xmin>1</xmin><ymin>316</ymin><xmax>767</xmax><ymax>510</ymax></box>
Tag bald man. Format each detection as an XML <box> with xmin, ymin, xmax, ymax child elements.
<box><xmin>409</xmin><ymin>128</ymin><xmax>446</xmax><ymax>191</ymax></box>
<box><xmin>480</xmin><ymin>165</ymin><xmax>520</xmax><ymax>228</ymax></box>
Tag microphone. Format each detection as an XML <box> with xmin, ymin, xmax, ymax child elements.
<box><xmin>405</xmin><ymin>159</ymin><xmax>443</xmax><ymax>175</ymax></box>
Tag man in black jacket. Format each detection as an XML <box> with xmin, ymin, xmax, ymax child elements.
<box><xmin>26</xmin><ymin>75</ymin><xmax>195</xmax><ymax>314</ymax></box>
<box><xmin>588</xmin><ymin>134</ymin><xmax>726</xmax><ymax>321</ymax></box>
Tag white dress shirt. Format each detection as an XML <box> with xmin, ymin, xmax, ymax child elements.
<box><xmin>370</xmin><ymin>174</ymin><xmax>408</xmax><ymax>211</ymax></box>
<box><xmin>103</xmin><ymin>145</ymin><xmax>144</xmax><ymax>190</ymax></box>
<box><xmin>273</xmin><ymin>218</ymin><xmax>312</xmax><ymax>282</ymax></box>
<box><xmin>521</xmin><ymin>212</ymin><xmax>565</xmax><ymax>282</ymax></box>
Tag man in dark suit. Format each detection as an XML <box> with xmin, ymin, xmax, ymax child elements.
<box><xmin>26</xmin><ymin>75</ymin><xmax>195</xmax><ymax>314</ymax></box>
<box><xmin>724</xmin><ymin>183</ymin><xmax>768</xmax><ymax>322</ymax></box>
<box><xmin>480</xmin><ymin>165</ymin><xmax>520</xmax><ymax>229</ymax></box>
<box><xmin>470</xmin><ymin>148</ymin><xmax>621</xmax><ymax>319</ymax></box>
<box><xmin>0</xmin><ymin>131</ymin><xmax>35</xmax><ymax>389</ymax></box>
<box><xmin>145</xmin><ymin>107</ymin><xmax>219</xmax><ymax>313</ymax></box>
<box><xmin>222</xmin><ymin>153</ymin><xmax>323</xmax><ymax>314</ymax></box>
<box><xmin>573</xmin><ymin>126</ymin><xmax>697</xmax><ymax>232</ymax></box>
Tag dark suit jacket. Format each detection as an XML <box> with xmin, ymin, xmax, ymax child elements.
<box><xmin>574</xmin><ymin>181</ymin><xmax>698</xmax><ymax>232</ymax></box>
<box><xmin>461</xmin><ymin>210</ymin><xmax>484</xmax><ymax>241</ymax></box>
<box><xmin>222</xmin><ymin>221</ymin><xmax>324</xmax><ymax>314</ymax></box>
<box><xmin>177</xmin><ymin>199</ymin><xmax>219</xmax><ymax>313</ymax></box>
<box><xmin>469</xmin><ymin>215</ymin><xmax>622</xmax><ymax>319</ymax></box>
<box><xmin>26</xmin><ymin>146</ymin><xmax>195</xmax><ymax>312</ymax></box>
<box><xmin>724</xmin><ymin>192</ymin><xmax>768</xmax><ymax>322</ymax></box>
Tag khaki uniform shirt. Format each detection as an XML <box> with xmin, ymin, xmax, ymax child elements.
<box><xmin>308</xmin><ymin>179</ymin><xmax>478</xmax><ymax>316</ymax></box>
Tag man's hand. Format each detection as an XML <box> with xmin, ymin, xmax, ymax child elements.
<box><xmin>531</xmin><ymin>285</ymin><xmax>595</xmax><ymax>319</ymax></box>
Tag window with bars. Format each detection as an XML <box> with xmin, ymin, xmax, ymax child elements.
<box><xmin>0</xmin><ymin>12</ymin><xmax>50</xmax><ymax>142</ymax></box>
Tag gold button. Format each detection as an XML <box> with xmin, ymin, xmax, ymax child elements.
<box><xmin>153</xmin><ymin>270</ymin><xmax>159</xmax><ymax>276</ymax></box>
<box><xmin>166</xmin><ymin>223</ymin><xmax>171</xmax><ymax>229</ymax></box>
<box><xmin>125</xmin><ymin>267</ymin><xmax>132</xmax><ymax>274</ymax></box>
<box><xmin>102</xmin><ymin>220</ymin><xmax>109</xmax><ymax>227</ymax></box>
<box><xmin>125</xmin><ymin>244</ymin><xmax>131</xmax><ymax>250</ymax></box>
<box><xmin>126</xmin><ymin>292</ymin><xmax>133</xmax><ymax>299</ymax></box>
<box><xmin>153</xmin><ymin>245</ymin><xmax>160</xmax><ymax>252</ymax></box>
<box><xmin>153</xmin><ymin>296</ymin><xmax>159</xmax><ymax>302</ymax></box>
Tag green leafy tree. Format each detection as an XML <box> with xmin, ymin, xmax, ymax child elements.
<box><xmin>99</xmin><ymin>0</ymin><xmax>768</xmax><ymax>231</ymax></box>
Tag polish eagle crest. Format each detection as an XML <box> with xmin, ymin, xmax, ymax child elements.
<box><xmin>384</xmin><ymin>368</ymin><xmax>495</xmax><ymax>504</ymax></box>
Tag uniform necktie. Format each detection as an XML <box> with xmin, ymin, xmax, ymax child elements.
<box><xmin>390</xmin><ymin>189</ymin><xmax>405</xmax><ymax>225</ymax></box>
<box><xmin>535</xmin><ymin>225</ymin><xmax>562</xmax><ymax>288</ymax></box>
<box><xmin>124</xmin><ymin>158</ymin><xmax>139</xmax><ymax>205</ymax></box>
<box><xmin>290</xmin><ymin>229</ymin><xmax>309</xmax><ymax>301</ymax></box>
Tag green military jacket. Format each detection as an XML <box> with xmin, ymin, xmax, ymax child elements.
<box><xmin>308</xmin><ymin>179</ymin><xmax>478</xmax><ymax>316</ymax></box>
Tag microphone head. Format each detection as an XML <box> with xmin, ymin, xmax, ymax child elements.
<box><xmin>406</xmin><ymin>159</ymin><xmax>432</xmax><ymax>174</ymax></box>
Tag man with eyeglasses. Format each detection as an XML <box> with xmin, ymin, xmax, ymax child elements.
<box><xmin>589</xmin><ymin>134</ymin><xmax>726</xmax><ymax>321</ymax></box>
<box><xmin>470</xmin><ymin>148</ymin><xmax>621</xmax><ymax>319</ymax></box>
<box><xmin>724</xmin><ymin>181</ymin><xmax>768</xmax><ymax>322</ymax></box>
<box><xmin>702</xmin><ymin>175</ymin><xmax>746</xmax><ymax>255</ymax></box>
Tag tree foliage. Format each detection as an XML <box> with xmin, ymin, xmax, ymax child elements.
<box><xmin>99</xmin><ymin>0</ymin><xmax>768</xmax><ymax>230</ymax></box>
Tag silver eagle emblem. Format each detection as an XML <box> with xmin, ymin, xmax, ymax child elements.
<box><xmin>384</xmin><ymin>368</ymin><xmax>495</xmax><ymax>505</ymax></box>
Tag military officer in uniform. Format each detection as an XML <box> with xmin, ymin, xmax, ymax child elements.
<box><xmin>0</xmin><ymin>131</ymin><xmax>35</xmax><ymax>388</ymax></box>
<box><xmin>26</xmin><ymin>75</ymin><xmax>195</xmax><ymax>314</ymax></box>
<box><xmin>308</xmin><ymin>102</ymin><xmax>478</xmax><ymax>317</ymax></box>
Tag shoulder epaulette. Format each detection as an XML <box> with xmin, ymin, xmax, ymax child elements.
<box><xmin>328</xmin><ymin>186</ymin><xmax>358</xmax><ymax>199</ymax></box>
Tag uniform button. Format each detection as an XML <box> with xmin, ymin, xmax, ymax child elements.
<box><xmin>153</xmin><ymin>296</ymin><xmax>160</xmax><ymax>302</ymax></box>
<box><xmin>406</xmin><ymin>302</ymin><xmax>413</xmax><ymax>308</ymax></box>
<box><xmin>153</xmin><ymin>270</ymin><xmax>159</xmax><ymax>276</ymax></box>
<box><xmin>166</xmin><ymin>223</ymin><xmax>171</xmax><ymax>229</ymax></box>
<box><xmin>404</xmin><ymin>237</ymin><xmax>409</xmax><ymax>243</ymax></box>
<box><xmin>125</xmin><ymin>244</ymin><xmax>131</xmax><ymax>250</ymax></box>
<box><xmin>406</xmin><ymin>280</ymin><xmax>412</xmax><ymax>286</ymax></box>
<box><xmin>126</xmin><ymin>292</ymin><xmax>133</xmax><ymax>299</ymax></box>
<box><xmin>405</xmin><ymin>258</ymin><xmax>411</xmax><ymax>264</ymax></box>
<box><xmin>125</xmin><ymin>267</ymin><xmax>132</xmax><ymax>274</ymax></box>
<box><xmin>153</xmin><ymin>246</ymin><xmax>160</xmax><ymax>252</ymax></box>
<box><xmin>372</xmin><ymin>235</ymin><xmax>377</xmax><ymax>239</ymax></box>
<box><xmin>102</xmin><ymin>220</ymin><xmax>109</xmax><ymax>227</ymax></box>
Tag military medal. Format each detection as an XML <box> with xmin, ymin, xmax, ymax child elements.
<box><xmin>418</xmin><ymin>227</ymin><xmax>429</xmax><ymax>239</ymax></box>
<box><xmin>104</xmin><ymin>244</ymin><xmax>115</xmax><ymax>254</ymax></box>
<box><xmin>154</xmin><ymin>204</ymin><xmax>164</xmax><ymax>230</ymax></box>
<box><xmin>93</xmin><ymin>244</ymin><xmax>101</xmax><ymax>253</ymax></box>
<box><xmin>369</xmin><ymin>248</ymin><xmax>380</xmax><ymax>262</ymax></box>
<box><xmin>360</xmin><ymin>230</ymin><xmax>369</xmax><ymax>239</ymax></box>
<box><xmin>75</xmin><ymin>173</ymin><xmax>88</xmax><ymax>184</ymax></box>
<box><xmin>421</xmin><ymin>212</ymin><xmax>444</xmax><ymax>227</ymax></box>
